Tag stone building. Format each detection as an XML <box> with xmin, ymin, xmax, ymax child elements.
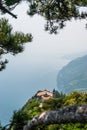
<box><xmin>36</xmin><ymin>90</ymin><xmax>53</xmax><ymax>101</ymax></box>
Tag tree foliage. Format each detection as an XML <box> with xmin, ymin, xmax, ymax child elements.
<box><xmin>0</xmin><ymin>1</ymin><xmax>34</xmax><ymax>71</ymax></box>
<box><xmin>0</xmin><ymin>0</ymin><xmax>86</xmax><ymax>71</ymax></box>
<box><xmin>27</xmin><ymin>0</ymin><xmax>87</xmax><ymax>33</ymax></box>
<box><xmin>9</xmin><ymin>110</ymin><xmax>29</xmax><ymax>130</ymax></box>
<box><xmin>0</xmin><ymin>0</ymin><xmax>87</xmax><ymax>34</ymax></box>
<box><xmin>0</xmin><ymin>18</ymin><xmax>32</xmax><ymax>71</ymax></box>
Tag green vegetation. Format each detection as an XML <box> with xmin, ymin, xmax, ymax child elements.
<box><xmin>5</xmin><ymin>91</ymin><xmax>87</xmax><ymax>130</ymax></box>
<box><xmin>9</xmin><ymin>110</ymin><xmax>29</xmax><ymax>130</ymax></box>
<box><xmin>0</xmin><ymin>0</ymin><xmax>87</xmax><ymax>34</ymax></box>
<box><xmin>0</xmin><ymin>18</ymin><xmax>32</xmax><ymax>71</ymax></box>
<box><xmin>27</xmin><ymin>0</ymin><xmax>87</xmax><ymax>33</ymax></box>
<box><xmin>57</xmin><ymin>55</ymin><xmax>87</xmax><ymax>94</ymax></box>
<box><xmin>0</xmin><ymin>18</ymin><xmax>32</xmax><ymax>55</ymax></box>
<box><xmin>0</xmin><ymin>0</ymin><xmax>87</xmax><ymax>70</ymax></box>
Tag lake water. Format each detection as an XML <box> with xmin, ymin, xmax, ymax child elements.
<box><xmin>0</xmin><ymin>45</ymin><xmax>70</xmax><ymax>125</ymax></box>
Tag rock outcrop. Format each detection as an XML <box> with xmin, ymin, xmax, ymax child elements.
<box><xmin>23</xmin><ymin>104</ymin><xmax>87</xmax><ymax>130</ymax></box>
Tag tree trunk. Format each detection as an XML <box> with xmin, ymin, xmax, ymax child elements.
<box><xmin>23</xmin><ymin>104</ymin><xmax>87</xmax><ymax>130</ymax></box>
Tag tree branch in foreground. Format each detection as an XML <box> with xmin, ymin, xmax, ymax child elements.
<box><xmin>0</xmin><ymin>4</ymin><xmax>17</xmax><ymax>18</ymax></box>
<box><xmin>23</xmin><ymin>104</ymin><xmax>87</xmax><ymax>130</ymax></box>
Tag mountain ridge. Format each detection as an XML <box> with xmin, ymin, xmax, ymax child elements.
<box><xmin>57</xmin><ymin>54</ymin><xmax>87</xmax><ymax>93</ymax></box>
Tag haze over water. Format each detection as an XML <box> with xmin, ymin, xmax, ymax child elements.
<box><xmin>0</xmin><ymin>2</ymin><xmax>87</xmax><ymax>125</ymax></box>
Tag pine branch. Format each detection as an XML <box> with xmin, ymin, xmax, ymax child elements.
<box><xmin>0</xmin><ymin>0</ymin><xmax>17</xmax><ymax>18</ymax></box>
<box><xmin>0</xmin><ymin>4</ymin><xmax>17</xmax><ymax>18</ymax></box>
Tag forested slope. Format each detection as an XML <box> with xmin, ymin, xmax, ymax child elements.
<box><xmin>8</xmin><ymin>91</ymin><xmax>87</xmax><ymax>130</ymax></box>
<box><xmin>57</xmin><ymin>55</ymin><xmax>87</xmax><ymax>94</ymax></box>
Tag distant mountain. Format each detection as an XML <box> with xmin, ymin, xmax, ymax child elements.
<box><xmin>57</xmin><ymin>55</ymin><xmax>87</xmax><ymax>94</ymax></box>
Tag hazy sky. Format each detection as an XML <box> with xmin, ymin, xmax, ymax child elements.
<box><xmin>0</xmin><ymin>2</ymin><xmax>87</xmax><ymax>125</ymax></box>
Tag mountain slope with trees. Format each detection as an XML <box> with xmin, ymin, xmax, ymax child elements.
<box><xmin>57</xmin><ymin>55</ymin><xmax>87</xmax><ymax>94</ymax></box>
<box><xmin>5</xmin><ymin>91</ymin><xmax>87</xmax><ymax>130</ymax></box>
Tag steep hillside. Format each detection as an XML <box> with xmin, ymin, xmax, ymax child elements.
<box><xmin>57</xmin><ymin>55</ymin><xmax>87</xmax><ymax>94</ymax></box>
<box><xmin>8</xmin><ymin>91</ymin><xmax>87</xmax><ymax>130</ymax></box>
